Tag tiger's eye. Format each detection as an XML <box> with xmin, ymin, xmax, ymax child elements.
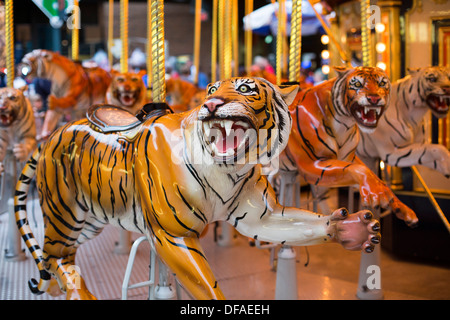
<box><xmin>238</xmin><ymin>84</ymin><xmax>249</xmax><ymax>93</ymax></box>
<box><xmin>208</xmin><ymin>86</ymin><xmax>217</xmax><ymax>95</ymax></box>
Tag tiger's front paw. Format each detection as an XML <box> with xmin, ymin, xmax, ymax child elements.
<box><xmin>389</xmin><ymin>198</ymin><xmax>419</xmax><ymax>228</ymax></box>
<box><xmin>359</xmin><ymin>175</ymin><xmax>392</xmax><ymax>209</ymax></box>
<box><xmin>433</xmin><ymin>145</ymin><xmax>450</xmax><ymax>177</ymax></box>
<box><xmin>328</xmin><ymin>208</ymin><xmax>381</xmax><ymax>252</ymax></box>
<box><xmin>13</xmin><ymin>143</ymin><xmax>29</xmax><ymax>162</ymax></box>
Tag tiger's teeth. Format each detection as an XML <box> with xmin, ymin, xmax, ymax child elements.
<box><xmin>224</xmin><ymin>120</ymin><xmax>233</xmax><ymax>136</ymax></box>
<box><xmin>376</xmin><ymin>108</ymin><xmax>381</xmax><ymax>115</ymax></box>
<box><xmin>203</xmin><ymin>122</ymin><xmax>211</xmax><ymax>137</ymax></box>
<box><xmin>364</xmin><ymin>106</ymin><xmax>369</xmax><ymax>114</ymax></box>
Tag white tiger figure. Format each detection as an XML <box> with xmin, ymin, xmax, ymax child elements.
<box><xmin>0</xmin><ymin>87</ymin><xmax>36</xmax><ymax>212</ymax></box>
<box><xmin>357</xmin><ymin>66</ymin><xmax>450</xmax><ymax>178</ymax></box>
<box><xmin>0</xmin><ymin>87</ymin><xmax>36</xmax><ymax>178</ymax></box>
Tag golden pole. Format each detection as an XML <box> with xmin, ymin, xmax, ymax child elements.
<box><xmin>108</xmin><ymin>0</ymin><xmax>114</xmax><ymax>70</ymax></box>
<box><xmin>146</xmin><ymin>0</ymin><xmax>152</xmax><ymax>90</ymax></box>
<box><xmin>232</xmin><ymin>0</ymin><xmax>239</xmax><ymax>77</ymax></box>
<box><xmin>218</xmin><ymin>0</ymin><xmax>225</xmax><ymax>79</ymax></box>
<box><xmin>276</xmin><ymin>0</ymin><xmax>286</xmax><ymax>85</ymax></box>
<box><xmin>71</xmin><ymin>0</ymin><xmax>80</xmax><ymax>61</ymax></box>
<box><xmin>120</xmin><ymin>0</ymin><xmax>129</xmax><ymax>73</ymax></box>
<box><xmin>360</xmin><ymin>0</ymin><xmax>372</xmax><ymax>67</ymax></box>
<box><xmin>193</xmin><ymin>0</ymin><xmax>202</xmax><ymax>86</ymax></box>
<box><xmin>288</xmin><ymin>0</ymin><xmax>302</xmax><ymax>82</ymax></box>
<box><xmin>211</xmin><ymin>0</ymin><xmax>218</xmax><ymax>82</ymax></box>
<box><xmin>150</xmin><ymin>0</ymin><xmax>166</xmax><ymax>103</ymax></box>
<box><xmin>245</xmin><ymin>0</ymin><xmax>253</xmax><ymax>75</ymax></box>
<box><xmin>221</xmin><ymin>0</ymin><xmax>232</xmax><ymax>79</ymax></box>
<box><xmin>5</xmin><ymin>0</ymin><xmax>13</xmax><ymax>87</ymax></box>
<box><xmin>307</xmin><ymin>0</ymin><xmax>352</xmax><ymax>67</ymax></box>
<box><xmin>411</xmin><ymin>166</ymin><xmax>450</xmax><ymax>234</ymax></box>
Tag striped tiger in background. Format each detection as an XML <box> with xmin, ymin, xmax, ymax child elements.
<box><xmin>165</xmin><ymin>77</ymin><xmax>206</xmax><ymax>113</ymax></box>
<box><xmin>19</xmin><ymin>49</ymin><xmax>111</xmax><ymax>140</ymax></box>
<box><xmin>0</xmin><ymin>87</ymin><xmax>36</xmax><ymax>176</ymax></box>
<box><xmin>14</xmin><ymin>77</ymin><xmax>381</xmax><ymax>300</ymax></box>
<box><xmin>357</xmin><ymin>66</ymin><xmax>450</xmax><ymax>177</ymax></box>
<box><xmin>106</xmin><ymin>70</ymin><xmax>148</xmax><ymax>115</ymax></box>
<box><xmin>279</xmin><ymin>66</ymin><xmax>418</xmax><ymax>226</ymax></box>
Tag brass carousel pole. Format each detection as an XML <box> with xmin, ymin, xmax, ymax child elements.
<box><xmin>146</xmin><ymin>0</ymin><xmax>152</xmax><ymax>98</ymax></box>
<box><xmin>150</xmin><ymin>0</ymin><xmax>166</xmax><ymax>103</ymax></box>
<box><xmin>232</xmin><ymin>0</ymin><xmax>239</xmax><ymax>77</ymax></box>
<box><xmin>120</xmin><ymin>0</ymin><xmax>129</xmax><ymax>73</ymax></box>
<box><xmin>71</xmin><ymin>0</ymin><xmax>80</xmax><ymax>61</ymax></box>
<box><xmin>360</xmin><ymin>0</ymin><xmax>372</xmax><ymax>67</ymax></box>
<box><xmin>193</xmin><ymin>0</ymin><xmax>202</xmax><ymax>86</ymax></box>
<box><xmin>221</xmin><ymin>0</ymin><xmax>232</xmax><ymax>80</ymax></box>
<box><xmin>276</xmin><ymin>0</ymin><xmax>286</xmax><ymax>85</ymax></box>
<box><xmin>4</xmin><ymin>0</ymin><xmax>26</xmax><ymax>261</ymax></box>
<box><xmin>108</xmin><ymin>0</ymin><xmax>114</xmax><ymax>70</ymax></box>
<box><xmin>288</xmin><ymin>0</ymin><xmax>302</xmax><ymax>83</ymax></box>
<box><xmin>211</xmin><ymin>0</ymin><xmax>218</xmax><ymax>82</ymax></box>
<box><xmin>5</xmin><ymin>0</ymin><xmax>13</xmax><ymax>88</ymax></box>
<box><xmin>244</xmin><ymin>0</ymin><xmax>253</xmax><ymax>75</ymax></box>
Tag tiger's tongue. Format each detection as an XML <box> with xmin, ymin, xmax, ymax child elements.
<box><xmin>216</xmin><ymin>124</ymin><xmax>247</xmax><ymax>154</ymax></box>
<box><xmin>362</xmin><ymin>108</ymin><xmax>376</xmax><ymax>122</ymax></box>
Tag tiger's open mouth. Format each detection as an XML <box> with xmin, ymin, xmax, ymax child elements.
<box><xmin>201</xmin><ymin>117</ymin><xmax>256</xmax><ymax>162</ymax></box>
<box><xmin>0</xmin><ymin>111</ymin><xmax>15</xmax><ymax>127</ymax></box>
<box><xmin>426</xmin><ymin>94</ymin><xmax>450</xmax><ymax>117</ymax></box>
<box><xmin>116</xmin><ymin>90</ymin><xmax>140</xmax><ymax>107</ymax></box>
<box><xmin>350</xmin><ymin>103</ymin><xmax>384</xmax><ymax>128</ymax></box>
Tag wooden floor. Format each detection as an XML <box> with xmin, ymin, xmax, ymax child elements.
<box><xmin>1</xmin><ymin>194</ymin><xmax>449</xmax><ymax>301</ymax></box>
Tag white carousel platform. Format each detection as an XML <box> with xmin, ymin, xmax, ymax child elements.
<box><xmin>0</xmin><ymin>193</ymin><xmax>449</xmax><ymax>301</ymax></box>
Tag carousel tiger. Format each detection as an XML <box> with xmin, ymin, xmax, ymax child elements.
<box><xmin>15</xmin><ymin>77</ymin><xmax>381</xmax><ymax>300</ymax></box>
<box><xmin>106</xmin><ymin>70</ymin><xmax>148</xmax><ymax>115</ymax></box>
<box><xmin>279</xmin><ymin>66</ymin><xmax>418</xmax><ymax>226</ymax></box>
<box><xmin>165</xmin><ymin>77</ymin><xmax>206</xmax><ymax>113</ymax></box>
<box><xmin>0</xmin><ymin>87</ymin><xmax>36</xmax><ymax>176</ymax></box>
<box><xmin>20</xmin><ymin>49</ymin><xmax>111</xmax><ymax>140</ymax></box>
<box><xmin>357</xmin><ymin>66</ymin><xmax>450</xmax><ymax>177</ymax></box>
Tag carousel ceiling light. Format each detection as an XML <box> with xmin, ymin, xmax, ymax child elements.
<box><xmin>376</xmin><ymin>61</ymin><xmax>387</xmax><ymax>70</ymax></box>
<box><xmin>375</xmin><ymin>23</ymin><xmax>385</xmax><ymax>33</ymax></box>
<box><xmin>321</xmin><ymin>50</ymin><xmax>330</xmax><ymax>59</ymax></box>
<box><xmin>322</xmin><ymin>65</ymin><xmax>330</xmax><ymax>74</ymax></box>
<box><xmin>376</xmin><ymin>42</ymin><xmax>386</xmax><ymax>53</ymax></box>
<box><xmin>321</xmin><ymin>35</ymin><xmax>329</xmax><ymax>45</ymax></box>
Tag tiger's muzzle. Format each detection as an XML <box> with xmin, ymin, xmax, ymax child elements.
<box><xmin>198</xmin><ymin>98</ymin><xmax>258</xmax><ymax>163</ymax></box>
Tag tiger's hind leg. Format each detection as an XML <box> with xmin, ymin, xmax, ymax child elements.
<box><xmin>45</xmin><ymin>254</ymin><xmax>97</xmax><ymax>300</ymax></box>
<box><xmin>44</xmin><ymin>213</ymin><xmax>107</xmax><ymax>300</ymax></box>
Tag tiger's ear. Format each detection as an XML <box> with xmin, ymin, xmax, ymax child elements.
<box><xmin>278</xmin><ymin>85</ymin><xmax>299</xmax><ymax>106</ymax></box>
<box><xmin>18</xmin><ymin>85</ymin><xmax>28</xmax><ymax>93</ymax></box>
<box><xmin>333</xmin><ymin>66</ymin><xmax>350</xmax><ymax>78</ymax></box>
<box><xmin>407</xmin><ymin>67</ymin><xmax>421</xmax><ymax>75</ymax></box>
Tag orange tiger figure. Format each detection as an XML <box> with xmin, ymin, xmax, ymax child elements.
<box><xmin>106</xmin><ymin>70</ymin><xmax>147</xmax><ymax>115</ymax></box>
<box><xmin>283</xmin><ymin>66</ymin><xmax>418</xmax><ymax>226</ymax></box>
<box><xmin>165</xmin><ymin>77</ymin><xmax>205</xmax><ymax>113</ymax></box>
<box><xmin>15</xmin><ymin>77</ymin><xmax>381</xmax><ymax>300</ymax></box>
<box><xmin>20</xmin><ymin>49</ymin><xmax>111</xmax><ymax>140</ymax></box>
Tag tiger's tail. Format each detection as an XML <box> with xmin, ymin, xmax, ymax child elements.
<box><xmin>14</xmin><ymin>145</ymin><xmax>51</xmax><ymax>295</ymax></box>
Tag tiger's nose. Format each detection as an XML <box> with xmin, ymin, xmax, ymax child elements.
<box><xmin>203</xmin><ymin>98</ymin><xmax>224</xmax><ymax>113</ymax></box>
<box><xmin>367</xmin><ymin>95</ymin><xmax>381</xmax><ymax>105</ymax></box>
